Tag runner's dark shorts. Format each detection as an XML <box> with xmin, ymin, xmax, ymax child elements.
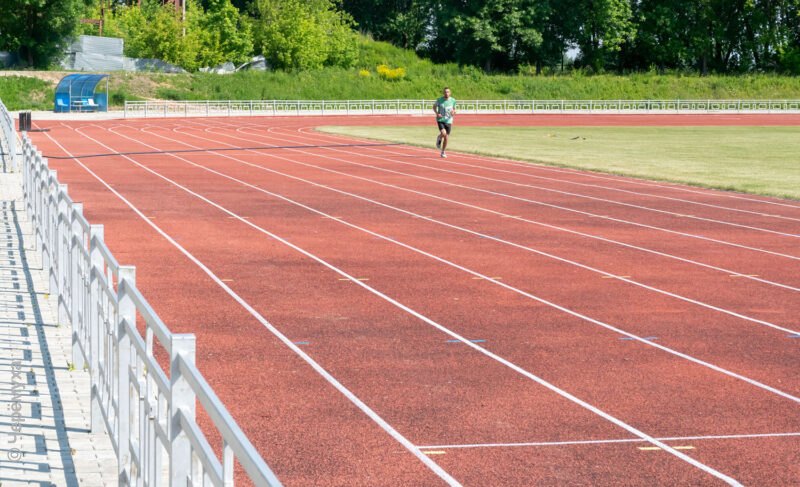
<box><xmin>437</xmin><ymin>121</ymin><xmax>452</xmax><ymax>135</ymax></box>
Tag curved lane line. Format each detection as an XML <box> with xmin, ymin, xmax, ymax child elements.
<box><xmin>101</xmin><ymin>122</ymin><xmax>800</xmax><ymax>405</ymax></box>
<box><xmin>71</xmin><ymin>122</ymin><xmax>744</xmax><ymax>487</ymax></box>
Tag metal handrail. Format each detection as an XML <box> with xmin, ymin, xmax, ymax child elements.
<box><xmin>124</xmin><ymin>98</ymin><xmax>800</xmax><ymax>118</ymax></box>
<box><xmin>0</xmin><ymin>98</ymin><xmax>281</xmax><ymax>486</ymax></box>
<box><xmin>0</xmin><ymin>99</ymin><xmax>18</xmax><ymax>170</ymax></box>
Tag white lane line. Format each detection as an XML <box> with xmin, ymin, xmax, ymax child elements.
<box><xmin>255</xmin><ymin>127</ymin><xmax>800</xmax><ymax>238</ymax></box>
<box><xmin>113</xmin><ymin>122</ymin><xmax>800</xmax><ymax>406</ymax></box>
<box><xmin>418</xmin><ymin>431</ymin><xmax>800</xmax><ymax>450</ymax></box>
<box><xmin>70</xmin><ymin>122</ymin><xmax>745</xmax><ymax>487</ymax></box>
<box><xmin>300</xmin><ymin>127</ymin><xmax>800</xmax><ymax>224</ymax></box>
<box><xmin>157</xmin><ymin>123</ymin><xmax>800</xmax><ymax>338</ymax></box>
<box><xmin>230</xmin><ymin>123</ymin><xmax>800</xmax><ymax>261</ymax></box>
<box><xmin>42</xmin><ymin>126</ymin><xmax>463</xmax><ymax>487</ymax></box>
<box><xmin>180</xmin><ymin>120</ymin><xmax>800</xmax><ymax>292</ymax></box>
<box><xmin>300</xmin><ymin>125</ymin><xmax>800</xmax><ymax>212</ymax></box>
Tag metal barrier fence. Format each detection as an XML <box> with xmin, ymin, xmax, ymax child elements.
<box><xmin>124</xmin><ymin>98</ymin><xmax>800</xmax><ymax>117</ymax></box>
<box><xmin>0</xmin><ymin>99</ymin><xmax>281</xmax><ymax>486</ymax></box>
<box><xmin>0</xmin><ymin>100</ymin><xmax>18</xmax><ymax>170</ymax></box>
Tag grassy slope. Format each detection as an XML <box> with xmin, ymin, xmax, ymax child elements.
<box><xmin>3</xmin><ymin>39</ymin><xmax>800</xmax><ymax>110</ymax></box>
<box><xmin>318</xmin><ymin>125</ymin><xmax>800</xmax><ymax>200</ymax></box>
<box><xmin>0</xmin><ymin>76</ymin><xmax>54</xmax><ymax>110</ymax></box>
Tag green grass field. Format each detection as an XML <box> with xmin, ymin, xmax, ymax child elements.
<box><xmin>318</xmin><ymin>125</ymin><xmax>800</xmax><ymax>200</ymax></box>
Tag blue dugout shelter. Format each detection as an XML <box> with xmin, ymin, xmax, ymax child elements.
<box><xmin>54</xmin><ymin>74</ymin><xmax>109</xmax><ymax>113</ymax></box>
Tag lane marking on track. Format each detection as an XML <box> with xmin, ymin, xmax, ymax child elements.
<box><xmin>262</xmin><ymin>125</ymin><xmax>800</xmax><ymax>260</ymax></box>
<box><xmin>422</xmin><ymin>451</ymin><xmax>447</xmax><ymax>455</ymax></box>
<box><xmin>471</xmin><ymin>276</ymin><xmax>502</xmax><ymax>280</ymax></box>
<box><xmin>601</xmin><ymin>275</ymin><xmax>631</xmax><ymax>279</ymax></box>
<box><xmin>640</xmin><ymin>446</ymin><xmax>695</xmax><ymax>451</ymax></box>
<box><xmin>203</xmin><ymin>120</ymin><xmax>800</xmax><ymax>283</ymax></box>
<box><xmin>730</xmin><ymin>274</ymin><xmax>759</xmax><ymax>278</ymax></box>
<box><xmin>417</xmin><ymin>431</ymin><xmax>800</xmax><ymax>450</ymax></box>
<box><xmin>268</xmin><ymin>124</ymin><xmax>800</xmax><ymax>271</ymax></box>
<box><xmin>169</xmin><ymin>122</ymin><xmax>800</xmax><ymax>343</ymax></box>
<box><xmin>338</xmin><ymin>277</ymin><xmax>369</xmax><ymax>281</ymax></box>
<box><xmin>788</xmin><ymin>334</ymin><xmax>800</xmax><ymax>338</ymax></box>
<box><xmin>272</xmin><ymin>128</ymin><xmax>800</xmax><ymax>238</ymax></box>
<box><xmin>294</xmin><ymin>341</ymin><xmax>310</xmax><ymax>345</ymax></box>
<box><xmin>75</xmin><ymin>123</ymin><xmax>743</xmax><ymax>486</ymax></box>
<box><xmin>620</xmin><ymin>336</ymin><xmax>658</xmax><ymax>341</ymax></box>
<box><xmin>302</xmin><ymin>126</ymin><xmax>800</xmax><ymax>224</ymax></box>
<box><xmin>45</xmin><ymin>126</ymin><xmax>465</xmax><ymax>487</ymax></box>
<box><xmin>446</xmin><ymin>339</ymin><xmax>486</xmax><ymax>344</ymax></box>
<box><xmin>300</xmin><ymin>125</ymin><xmax>800</xmax><ymax>213</ymax></box>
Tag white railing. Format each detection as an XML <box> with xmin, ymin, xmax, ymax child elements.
<box><xmin>123</xmin><ymin>98</ymin><xmax>800</xmax><ymax>117</ymax></box>
<box><xmin>0</xmin><ymin>100</ymin><xmax>18</xmax><ymax>170</ymax></box>
<box><xmin>0</xmin><ymin>97</ymin><xmax>281</xmax><ymax>486</ymax></box>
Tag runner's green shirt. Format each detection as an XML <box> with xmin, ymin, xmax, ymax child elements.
<box><xmin>435</xmin><ymin>96</ymin><xmax>456</xmax><ymax>124</ymax></box>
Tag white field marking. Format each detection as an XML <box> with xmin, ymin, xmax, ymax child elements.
<box><xmin>174</xmin><ymin>121</ymin><xmax>800</xmax><ymax>301</ymax></box>
<box><xmin>72</xmin><ymin>123</ymin><xmax>743</xmax><ymax>487</ymax></box>
<box><xmin>119</xmin><ymin>122</ymin><xmax>800</xmax><ymax>404</ymax></box>
<box><xmin>163</xmin><ymin>124</ymin><xmax>800</xmax><ymax>335</ymax></box>
<box><xmin>227</xmin><ymin>121</ymin><xmax>800</xmax><ymax>262</ymax></box>
<box><xmin>300</xmin><ymin>125</ymin><xmax>800</xmax><ymax>212</ymax></box>
<box><xmin>268</xmin><ymin>126</ymin><xmax>800</xmax><ymax>237</ymax></box>
<box><xmin>417</xmin><ymin>431</ymin><xmax>800</xmax><ymax>450</ymax></box>
<box><xmin>283</xmin><ymin>127</ymin><xmax>800</xmax><ymax>225</ymax></box>
<box><xmin>166</xmin><ymin>124</ymin><xmax>798</xmax><ymax>334</ymax></box>
<box><xmin>312</xmin><ymin>127</ymin><xmax>800</xmax><ymax>223</ymax></box>
<box><xmin>43</xmin><ymin>125</ymin><xmax>463</xmax><ymax>487</ymax></box>
<box><xmin>284</xmin><ymin>129</ymin><xmax>800</xmax><ymax>238</ymax></box>
<box><xmin>639</xmin><ymin>446</ymin><xmax>695</xmax><ymax>451</ymax></box>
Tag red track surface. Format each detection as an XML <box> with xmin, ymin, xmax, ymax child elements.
<box><xmin>30</xmin><ymin>114</ymin><xmax>800</xmax><ymax>486</ymax></box>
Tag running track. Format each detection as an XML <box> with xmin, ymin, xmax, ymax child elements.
<box><xmin>30</xmin><ymin>114</ymin><xmax>800</xmax><ymax>486</ymax></box>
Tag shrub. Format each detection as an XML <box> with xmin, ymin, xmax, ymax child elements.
<box><xmin>376</xmin><ymin>64</ymin><xmax>406</xmax><ymax>81</ymax></box>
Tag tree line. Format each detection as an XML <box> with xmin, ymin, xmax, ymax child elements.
<box><xmin>345</xmin><ymin>0</ymin><xmax>800</xmax><ymax>74</ymax></box>
<box><xmin>2</xmin><ymin>0</ymin><xmax>800</xmax><ymax>74</ymax></box>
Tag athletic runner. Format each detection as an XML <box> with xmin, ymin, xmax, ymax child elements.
<box><xmin>433</xmin><ymin>87</ymin><xmax>456</xmax><ymax>158</ymax></box>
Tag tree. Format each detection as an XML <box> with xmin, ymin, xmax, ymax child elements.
<box><xmin>252</xmin><ymin>0</ymin><xmax>358</xmax><ymax>70</ymax></box>
<box><xmin>0</xmin><ymin>0</ymin><xmax>89</xmax><ymax>67</ymax></box>
<box><xmin>567</xmin><ymin>0</ymin><xmax>635</xmax><ymax>72</ymax></box>
<box><xmin>342</xmin><ymin>0</ymin><xmax>430</xmax><ymax>50</ymax></box>
<box><xmin>195</xmin><ymin>0</ymin><xmax>253</xmax><ymax>66</ymax></box>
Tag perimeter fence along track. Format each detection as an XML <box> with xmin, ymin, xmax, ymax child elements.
<box><xmin>124</xmin><ymin>99</ymin><xmax>800</xmax><ymax>118</ymax></box>
<box><xmin>0</xmin><ymin>100</ymin><xmax>18</xmax><ymax>171</ymax></box>
<box><xmin>0</xmin><ymin>100</ymin><xmax>281</xmax><ymax>486</ymax></box>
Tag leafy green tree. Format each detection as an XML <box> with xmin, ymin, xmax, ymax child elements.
<box><xmin>105</xmin><ymin>0</ymin><xmax>201</xmax><ymax>69</ymax></box>
<box><xmin>252</xmin><ymin>0</ymin><xmax>358</xmax><ymax>70</ymax></box>
<box><xmin>567</xmin><ymin>0</ymin><xmax>635</xmax><ymax>72</ymax></box>
<box><xmin>342</xmin><ymin>0</ymin><xmax>430</xmax><ymax>50</ymax></box>
<box><xmin>425</xmin><ymin>0</ymin><xmax>552</xmax><ymax>72</ymax></box>
<box><xmin>195</xmin><ymin>0</ymin><xmax>254</xmax><ymax>66</ymax></box>
<box><xmin>0</xmin><ymin>0</ymin><xmax>90</xmax><ymax>67</ymax></box>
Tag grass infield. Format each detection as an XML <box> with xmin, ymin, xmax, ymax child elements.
<box><xmin>318</xmin><ymin>125</ymin><xmax>800</xmax><ymax>200</ymax></box>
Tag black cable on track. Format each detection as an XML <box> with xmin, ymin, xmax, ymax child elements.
<box><xmin>42</xmin><ymin>142</ymin><xmax>404</xmax><ymax>160</ymax></box>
